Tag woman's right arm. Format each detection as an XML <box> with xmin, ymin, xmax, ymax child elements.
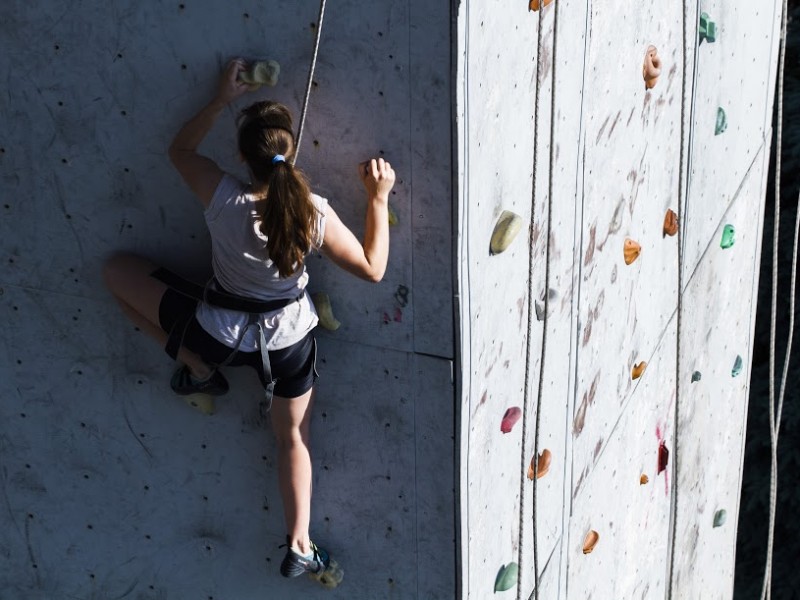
<box><xmin>321</xmin><ymin>158</ymin><xmax>395</xmax><ymax>283</ymax></box>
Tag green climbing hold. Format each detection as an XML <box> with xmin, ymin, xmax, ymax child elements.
<box><xmin>713</xmin><ymin>509</ymin><xmax>727</xmax><ymax>528</ymax></box>
<box><xmin>494</xmin><ymin>562</ymin><xmax>519</xmax><ymax>593</ymax></box>
<box><xmin>691</xmin><ymin>371</ymin><xmax>702</xmax><ymax>383</ymax></box>
<box><xmin>732</xmin><ymin>355</ymin><xmax>743</xmax><ymax>377</ymax></box>
<box><xmin>720</xmin><ymin>225</ymin><xmax>735</xmax><ymax>249</ymax></box>
<box><xmin>699</xmin><ymin>12</ymin><xmax>716</xmax><ymax>43</ymax></box>
<box><xmin>238</xmin><ymin>60</ymin><xmax>280</xmax><ymax>87</ymax></box>
<box><xmin>715</xmin><ymin>107</ymin><xmax>727</xmax><ymax>135</ymax></box>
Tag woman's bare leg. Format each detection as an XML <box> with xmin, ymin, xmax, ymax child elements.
<box><xmin>270</xmin><ymin>389</ymin><xmax>315</xmax><ymax>554</ymax></box>
<box><xmin>102</xmin><ymin>253</ymin><xmax>212</xmax><ymax>379</ymax></box>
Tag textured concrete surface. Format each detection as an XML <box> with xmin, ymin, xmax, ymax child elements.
<box><xmin>454</xmin><ymin>0</ymin><xmax>781</xmax><ymax>598</ymax></box>
<box><xmin>0</xmin><ymin>2</ymin><xmax>454</xmax><ymax>599</ymax></box>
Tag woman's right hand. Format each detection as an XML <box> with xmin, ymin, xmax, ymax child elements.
<box><xmin>359</xmin><ymin>158</ymin><xmax>396</xmax><ymax>201</ymax></box>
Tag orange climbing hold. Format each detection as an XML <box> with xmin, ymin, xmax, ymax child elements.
<box><xmin>624</xmin><ymin>239</ymin><xmax>641</xmax><ymax>265</ymax></box>
<box><xmin>640</xmin><ymin>474</ymin><xmax>649</xmax><ymax>485</ymax></box>
<box><xmin>528</xmin><ymin>0</ymin><xmax>554</xmax><ymax>10</ymax></box>
<box><xmin>663</xmin><ymin>209</ymin><xmax>678</xmax><ymax>237</ymax></box>
<box><xmin>643</xmin><ymin>46</ymin><xmax>662</xmax><ymax>89</ymax></box>
<box><xmin>527</xmin><ymin>449</ymin><xmax>552</xmax><ymax>480</ymax></box>
<box><xmin>582</xmin><ymin>530</ymin><xmax>599</xmax><ymax>554</ymax></box>
<box><xmin>631</xmin><ymin>361</ymin><xmax>647</xmax><ymax>380</ymax></box>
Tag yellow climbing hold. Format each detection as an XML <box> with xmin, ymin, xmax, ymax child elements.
<box><xmin>388</xmin><ymin>204</ymin><xmax>398</xmax><ymax>226</ymax></box>
<box><xmin>184</xmin><ymin>394</ymin><xmax>215</xmax><ymax>416</ymax></box>
<box><xmin>312</xmin><ymin>292</ymin><xmax>341</xmax><ymax>331</ymax></box>
<box><xmin>631</xmin><ymin>361</ymin><xmax>647</xmax><ymax>380</ymax></box>
<box><xmin>238</xmin><ymin>60</ymin><xmax>280</xmax><ymax>88</ymax></box>
<box><xmin>490</xmin><ymin>210</ymin><xmax>524</xmax><ymax>255</ymax></box>
<box><xmin>528</xmin><ymin>0</ymin><xmax>554</xmax><ymax>11</ymax></box>
<box><xmin>582</xmin><ymin>530</ymin><xmax>599</xmax><ymax>554</ymax></box>
<box><xmin>527</xmin><ymin>449</ymin><xmax>552</xmax><ymax>480</ymax></box>
<box><xmin>624</xmin><ymin>238</ymin><xmax>641</xmax><ymax>265</ymax></box>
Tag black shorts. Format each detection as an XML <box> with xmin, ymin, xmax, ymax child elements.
<box><xmin>158</xmin><ymin>288</ymin><xmax>318</xmax><ymax>398</ymax></box>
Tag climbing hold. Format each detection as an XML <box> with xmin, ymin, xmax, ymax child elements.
<box><xmin>657</xmin><ymin>441</ymin><xmax>669</xmax><ymax>474</ymax></box>
<box><xmin>715</xmin><ymin>107</ymin><xmax>728</xmax><ymax>135</ymax></box>
<box><xmin>312</xmin><ymin>292</ymin><xmax>341</xmax><ymax>331</ymax></box>
<box><xmin>184</xmin><ymin>395</ymin><xmax>215</xmax><ymax>416</ymax></box>
<box><xmin>494</xmin><ymin>562</ymin><xmax>519</xmax><ymax>592</ymax></box>
<box><xmin>631</xmin><ymin>361</ymin><xmax>647</xmax><ymax>380</ymax></box>
<box><xmin>528</xmin><ymin>0</ymin><xmax>554</xmax><ymax>11</ymax></box>
<box><xmin>699</xmin><ymin>12</ymin><xmax>717</xmax><ymax>44</ymax></box>
<box><xmin>534</xmin><ymin>300</ymin><xmax>545</xmax><ymax>321</ymax></box>
<box><xmin>640</xmin><ymin>474</ymin><xmax>649</xmax><ymax>485</ymax></box>
<box><xmin>720</xmin><ymin>224</ymin><xmax>735</xmax><ymax>249</ymax></box>
<box><xmin>643</xmin><ymin>46</ymin><xmax>662</xmax><ymax>89</ymax></box>
<box><xmin>732</xmin><ymin>355</ymin><xmax>743</xmax><ymax>377</ymax></box>
<box><xmin>527</xmin><ymin>449</ymin><xmax>552</xmax><ymax>480</ymax></box>
<box><xmin>238</xmin><ymin>60</ymin><xmax>280</xmax><ymax>87</ymax></box>
<box><xmin>663</xmin><ymin>209</ymin><xmax>678</xmax><ymax>237</ymax></box>
<box><xmin>713</xmin><ymin>509</ymin><xmax>727</xmax><ymax>528</ymax></box>
<box><xmin>623</xmin><ymin>238</ymin><xmax>641</xmax><ymax>265</ymax></box>
<box><xmin>500</xmin><ymin>407</ymin><xmax>522</xmax><ymax>434</ymax></box>
<box><xmin>691</xmin><ymin>371</ymin><xmax>702</xmax><ymax>382</ymax></box>
<box><xmin>582</xmin><ymin>530</ymin><xmax>599</xmax><ymax>554</ymax></box>
<box><xmin>490</xmin><ymin>210</ymin><xmax>524</xmax><ymax>255</ymax></box>
<box><xmin>388</xmin><ymin>204</ymin><xmax>398</xmax><ymax>226</ymax></box>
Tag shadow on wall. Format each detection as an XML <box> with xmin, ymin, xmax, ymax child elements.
<box><xmin>736</xmin><ymin>4</ymin><xmax>800</xmax><ymax>599</ymax></box>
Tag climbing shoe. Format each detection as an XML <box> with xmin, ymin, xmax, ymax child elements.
<box><xmin>280</xmin><ymin>538</ymin><xmax>330</xmax><ymax>578</ymax></box>
<box><xmin>170</xmin><ymin>365</ymin><xmax>229</xmax><ymax>397</ymax></box>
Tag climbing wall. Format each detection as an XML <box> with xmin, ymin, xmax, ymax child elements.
<box><xmin>455</xmin><ymin>0</ymin><xmax>783</xmax><ymax>598</ymax></box>
<box><xmin>0</xmin><ymin>2</ymin><xmax>454</xmax><ymax>599</ymax></box>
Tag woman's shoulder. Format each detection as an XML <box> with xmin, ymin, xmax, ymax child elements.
<box><xmin>205</xmin><ymin>173</ymin><xmax>255</xmax><ymax>220</ymax></box>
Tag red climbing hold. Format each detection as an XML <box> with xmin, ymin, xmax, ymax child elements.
<box><xmin>657</xmin><ymin>441</ymin><xmax>669</xmax><ymax>474</ymax></box>
<box><xmin>500</xmin><ymin>407</ymin><xmax>522</xmax><ymax>433</ymax></box>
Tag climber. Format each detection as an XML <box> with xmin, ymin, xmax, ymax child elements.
<box><xmin>102</xmin><ymin>58</ymin><xmax>395</xmax><ymax>579</ymax></box>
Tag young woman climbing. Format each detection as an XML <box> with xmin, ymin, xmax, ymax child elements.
<box><xmin>103</xmin><ymin>58</ymin><xmax>395</xmax><ymax>581</ymax></box>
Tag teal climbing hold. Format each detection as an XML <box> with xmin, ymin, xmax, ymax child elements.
<box><xmin>699</xmin><ymin>12</ymin><xmax>716</xmax><ymax>43</ymax></box>
<box><xmin>721</xmin><ymin>225</ymin><xmax>735</xmax><ymax>249</ymax></box>
<box><xmin>494</xmin><ymin>562</ymin><xmax>519</xmax><ymax>593</ymax></box>
<box><xmin>691</xmin><ymin>371</ymin><xmax>702</xmax><ymax>383</ymax></box>
<box><xmin>732</xmin><ymin>355</ymin><xmax>743</xmax><ymax>377</ymax></box>
<box><xmin>715</xmin><ymin>107</ymin><xmax>727</xmax><ymax>135</ymax></box>
<box><xmin>714</xmin><ymin>509</ymin><xmax>727</xmax><ymax>528</ymax></box>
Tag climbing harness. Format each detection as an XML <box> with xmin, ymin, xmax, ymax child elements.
<box><xmin>151</xmin><ymin>268</ymin><xmax>305</xmax><ymax>410</ymax></box>
<box><xmin>293</xmin><ymin>0</ymin><xmax>327</xmax><ymax>163</ymax></box>
<box><xmin>761</xmin><ymin>2</ymin><xmax>793</xmax><ymax>598</ymax></box>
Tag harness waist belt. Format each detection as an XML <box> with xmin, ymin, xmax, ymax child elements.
<box><xmin>152</xmin><ymin>268</ymin><xmax>304</xmax><ymax>313</ymax></box>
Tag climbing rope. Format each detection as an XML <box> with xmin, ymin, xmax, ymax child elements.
<box><xmin>761</xmin><ymin>2</ymin><xmax>791</xmax><ymax>598</ymax></box>
<box><xmin>517</xmin><ymin>4</ymin><xmax>549</xmax><ymax>599</ymax></box>
<box><xmin>293</xmin><ymin>0</ymin><xmax>327</xmax><ymax>164</ymax></box>
<box><xmin>666</xmin><ymin>1</ymin><xmax>694</xmax><ymax>597</ymax></box>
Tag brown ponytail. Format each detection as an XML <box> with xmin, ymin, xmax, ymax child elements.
<box><xmin>237</xmin><ymin>101</ymin><xmax>319</xmax><ymax>278</ymax></box>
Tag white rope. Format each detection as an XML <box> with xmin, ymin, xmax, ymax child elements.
<box><xmin>760</xmin><ymin>2</ymin><xmax>790</xmax><ymax>598</ymax></box>
<box><xmin>666</xmin><ymin>1</ymin><xmax>693</xmax><ymax>596</ymax></box>
<box><xmin>517</xmin><ymin>4</ymin><xmax>548</xmax><ymax>598</ymax></box>
<box><xmin>293</xmin><ymin>0</ymin><xmax>327</xmax><ymax>164</ymax></box>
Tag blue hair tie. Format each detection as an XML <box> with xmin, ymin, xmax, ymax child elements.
<box><xmin>272</xmin><ymin>154</ymin><xmax>286</xmax><ymax>165</ymax></box>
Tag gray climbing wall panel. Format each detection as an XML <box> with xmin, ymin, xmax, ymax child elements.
<box><xmin>0</xmin><ymin>1</ymin><xmax>454</xmax><ymax>599</ymax></box>
<box><xmin>455</xmin><ymin>0</ymin><xmax>782</xmax><ymax>598</ymax></box>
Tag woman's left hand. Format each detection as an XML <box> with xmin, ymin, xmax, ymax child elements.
<box><xmin>216</xmin><ymin>59</ymin><xmax>251</xmax><ymax>105</ymax></box>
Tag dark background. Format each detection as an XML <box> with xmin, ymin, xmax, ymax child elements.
<box><xmin>735</xmin><ymin>4</ymin><xmax>800</xmax><ymax>599</ymax></box>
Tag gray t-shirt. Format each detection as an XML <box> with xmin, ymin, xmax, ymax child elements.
<box><xmin>195</xmin><ymin>174</ymin><xmax>327</xmax><ymax>351</ymax></box>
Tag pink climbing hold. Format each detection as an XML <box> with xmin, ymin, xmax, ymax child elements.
<box><xmin>501</xmin><ymin>407</ymin><xmax>522</xmax><ymax>433</ymax></box>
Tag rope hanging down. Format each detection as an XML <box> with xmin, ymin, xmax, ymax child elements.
<box><xmin>666</xmin><ymin>0</ymin><xmax>693</xmax><ymax>595</ymax></box>
<box><xmin>761</xmin><ymin>1</ymin><xmax>792</xmax><ymax>598</ymax></box>
<box><xmin>293</xmin><ymin>0</ymin><xmax>327</xmax><ymax>164</ymax></box>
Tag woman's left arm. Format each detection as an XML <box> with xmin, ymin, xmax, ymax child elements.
<box><xmin>168</xmin><ymin>59</ymin><xmax>251</xmax><ymax>208</ymax></box>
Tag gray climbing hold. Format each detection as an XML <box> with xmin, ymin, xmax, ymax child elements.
<box><xmin>691</xmin><ymin>371</ymin><xmax>702</xmax><ymax>383</ymax></box>
<box><xmin>732</xmin><ymin>355</ymin><xmax>743</xmax><ymax>377</ymax></box>
<box><xmin>713</xmin><ymin>509</ymin><xmax>727</xmax><ymax>528</ymax></box>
